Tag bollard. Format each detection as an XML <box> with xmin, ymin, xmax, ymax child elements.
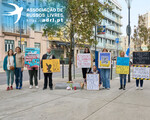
<box><xmin>111</xmin><ymin>64</ymin><xmax>113</xmax><ymax>80</ymax></box>
<box><xmin>62</xmin><ymin>60</ymin><xmax>64</xmax><ymax>78</ymax></box>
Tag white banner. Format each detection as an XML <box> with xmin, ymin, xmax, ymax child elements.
<box><xmin>77</xmin><ymin>54</ymin><xmax>92</xmax><ymax>68</ymax></box>
<box><xmin>87</xmin><ymin>74</ymin><xmax>99</xmax><ymax>90</ymax></box>
<box><xmin>133</xmin><ymin>67</ymin><xmax>150</xmax><ymax>79</ymax></box>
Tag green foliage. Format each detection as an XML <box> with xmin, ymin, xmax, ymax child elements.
<box><xmin>132</xmin><ymin>15</ymin><xmax>150</xmax><ymax>51</ymax></box>
<box><xmin>42</xmin><ymin>0</ymin><xmax>111</xmax><ymax>80</ymax></box>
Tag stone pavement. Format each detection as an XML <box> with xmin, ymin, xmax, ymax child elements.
<box><xmin>0</xmin><ymin>76</ymin><xmax>150</xmax><ymax>120</ymax></box>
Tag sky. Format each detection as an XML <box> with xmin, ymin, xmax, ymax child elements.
<box><xmin>120</xmin><ymin>0</ymin><xmax>150</xmax><ymax>36</ymax></box>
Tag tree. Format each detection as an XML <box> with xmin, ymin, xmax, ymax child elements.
<box><xmin>132</xmin><ymin>15</ymin><xmax>150</xmax><ymax>51</ymax></box>
<box><xmin>43</xmin><ymin>0</ymin><xmax>110</xmax><ymax>81</ymax></box>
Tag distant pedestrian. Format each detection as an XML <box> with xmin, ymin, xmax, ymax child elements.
<box><xmin>100</xmin><ymin>48</ymin><xmax>110</xmax><ymax>90</ymax></box>
<box><xmin>41</xmin><ymin>47</ymin><xmax>55</xmax><ymax>90</ymax></box>
<box><xmin>119</xmin><ymin>51</ymin><xmax>127</xmax><ymax>90</ymax></box>
<box><xmin>82</xmin><ymin>47</ymin><xmax>91</xmax><ymax>84</ymax></box>
<box><xmin>15</xmin><ymin>47</ymin><xmax>24</xmax><ymax>90</ymax></box>
<box><xmin>3</xmin><ymin>49</ymin><xmax>16</xmax><ymax>91</ymax></box>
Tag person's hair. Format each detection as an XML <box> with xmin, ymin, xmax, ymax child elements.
<box><xmin>102</xmin><ymin>48</ymin><xmax>108</xmax><ymax>52</ymax></box>
<box><xmin>120</xmin><ymin>51</ymin><xmax>125</xmax><ymax>56</ymax></box>
<box><xmin>7</xmin><ymin>49</ymin><xmax>14</xmax><ymax>56</ymax></box>
<box><xmin>93</xmin><ymin>65</ymin><xmax>97</xmax><ymax>68</ymax></box>
<box><xmin>84</xmin><ymin>47</ymin><xmax>90</xmax><ymax>53</ymax></box>
<box><xmin>16</xmin><ymin>46</ymin><xmax>21</xmax><ymax>53</ymax></box>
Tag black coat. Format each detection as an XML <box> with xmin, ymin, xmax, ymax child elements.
<box><xmin>41</xmin><ymin>54</ymin><xmax>55</xmax><ymax>68</ymax></box>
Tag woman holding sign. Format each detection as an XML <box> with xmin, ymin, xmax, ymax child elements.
<box><xmin>82</xmin><ymin>47</ymin><xmax>91</xmax><ymax>84</ymax></box>
<box><xmin>3</xmin><ymin>49</ymin><xmax>16</xmax><ymax>91</ymax></box>
<box><xmin>119</xmin><ymin>51</ymin><xmax>127</xmax><ymax>90</ymax></box>
<box><xmin>100</xmin><ymin>48</ymin><xmax>110</xmax><ymax>90</ymax></box>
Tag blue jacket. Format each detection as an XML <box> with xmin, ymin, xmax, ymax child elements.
<box><xmin>3</xmin><ymin>55</ymin><xmax>16</xmax><ymax>71</ymax></box>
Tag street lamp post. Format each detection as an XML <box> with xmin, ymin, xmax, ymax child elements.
<box><xmin>126</xmin><ymin>0</ymin><xmax>132</xmax><ymax>82</ymax></box>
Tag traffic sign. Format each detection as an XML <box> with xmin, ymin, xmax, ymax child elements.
<box><xmin>116</xmin><ymin>38</ymin><xmax>119</xmax><ymax>44</ymax></box>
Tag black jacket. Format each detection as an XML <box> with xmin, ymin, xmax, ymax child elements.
<box><xmin>41</xmin><ymin>53</ymin><xmax>55</xmax><ymax>68</ymax></box>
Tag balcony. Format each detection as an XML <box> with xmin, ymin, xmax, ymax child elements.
<box><xmin>2</xmin><ymin>26</ymin><xmax>29</xmax><ymax>38</ymax></box>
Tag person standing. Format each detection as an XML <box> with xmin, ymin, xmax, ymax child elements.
<box><xmin>15</xmin><ymin>47</ymin><xmax>24</xmax><ymax>89</ymax></box>
<box><xmin>82</xmin><ymin>47</ymin><xmax>91</xmax><ymax>84</ymax></box>
<box><xmin>3</xmin><ymin>49</ymin><xmax>16</xmax><ymax>91</ymax></box>
<box><xmin>41</xmin><ymin>47</ymin><xmax>55</xmax><ymax>90</ymax></box>
<box><xmin>100</xmin><ymin>48</ymin><xmax>111</xmax><ymax>90</ymax></box>
<box><xmin>119</xmin><ymin>51</ymin><xmax>127</xmax><ymax>90</ymax></box>
<box><xmin>28</xmin><ymin>66</ymin><xmax>38</xmax><ymax>89</ymax></box>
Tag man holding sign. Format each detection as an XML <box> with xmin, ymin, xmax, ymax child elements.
<box><xmin>41</xmin><ymin>47</ymin><xmax>55</xmax><ymax>90</ymax></box>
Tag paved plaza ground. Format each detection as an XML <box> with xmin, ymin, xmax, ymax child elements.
<box><xmin>0</xmin><ymin>76</ymin><xmax>150</xmax><ymax>120</ymax></box>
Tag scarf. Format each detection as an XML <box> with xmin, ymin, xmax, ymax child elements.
<box><xmin>46</xmin><ymin>52</ymin><xmax>52</xmax><ymax>59</ymax></box>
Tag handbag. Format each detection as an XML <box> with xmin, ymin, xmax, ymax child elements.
<box><xmin>9</xmin><ymin>57</ymin><xmax>15</xmax><ymax>70</ymax></box>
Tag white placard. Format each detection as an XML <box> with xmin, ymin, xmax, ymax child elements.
<box><xmin>133</xmin><ymin>67</ymin><xmax>150</xmax><ymax>79</ymax></box>
<box><xmin>87</xmin><ymin>74</ymin><xmax>99</xmax><ymax>90</ymax></box>
<box><xmin>77</xmin><ymin>54</ymin><xmax>91</xmax><ymax>68</ymax></box>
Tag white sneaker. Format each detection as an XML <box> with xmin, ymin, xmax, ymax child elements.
<box><xmin>35</xmin><ymin>86</ymin><xmax>39</xmax><ymax>89</ymax></box>
<box><xmin>140</xmin><ymin>87</ymin><xmax>143</xmax><ymax>90</ymax></box>
<box><xmin>29</xmin><ymin>85</ymin><xmax>33</xmax><ymax>89</ymax></box>
<box><xmin>136</xmin><ymin>87</ymin><xmax>139</xmax><ymax>90</ymax></box>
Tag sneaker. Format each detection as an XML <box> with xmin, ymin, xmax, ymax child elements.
<box><xmin>19</xmin><ymin>87</ymin><xmax>22</xmax><ymax>90</ymax></box>
<box><xmin>136</xmin><ymin>87</ymin><xmax>139</xmax><ymax>90</ymax></box>
<box><xmin>10</xmin><ymin>86</ymin><xmax>13</xmax><ymax>90</ymax></box>
<box><xmin>43</xmin><ymin>87</ymin><xmax>47</xmax><ymax>90</ymax></box>
<box><xmin>16</xmin><ymin>87</ymin><xmax>19</xmax><ymax>89</ymax></box>
<box><xmin>6</xmin><ymin>87</ymin><xmax>10</xmax><ymax>91</ymax></box>
<box><xmin>106</xmin><ymin>88</ymin><xmax>110</xmax><ymax>90</ymax></box>
<box><xmin>29</xmin><ymin>85</ymin><xmax>33</xmax><ymax>89</ymax></box>
<box><xmin>50</xmin><ymin>87</ymin><xmax>53</xmax><ymax>90</ymax></box>
<box><xmin>35</xmin><ymin>86</ymin><xmax>39</xmax><ymax>89</ymax></box>
<box><xmin>140</xmin><ymin>87</ymin><xmax>143</xmax><ymax>90</ymax></box>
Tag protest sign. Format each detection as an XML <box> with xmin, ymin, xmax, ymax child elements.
<box><xmin>133</xmin><ymin>66</ymin><xmax>150</xmax><ymax>80</ymax></box>
<box><xmin>43</xmin><ymin>59</ymin><xmax>60</xmax><ymax>73</ymax></box>
<box><xmin>87</xmin><ymin>74</ymin><xmax>99</xmax><ymax>90</ymax></box>
<box><xmin>76</xmin><ymin>54</ymin><xmax>92</xmax><ymax>68</ymax></box>
<box><xmin>133</xmin><ymin>52</ymin><xmax>150</xmax><ymax>65</ymax></box>
<box><xmin>116</xmin><ymin>57</ymin><xmax>129</xmax><ymax>74</ymax></box>
<box><xmin>98</xmin><ymin>52</ymin><xmax>111</xmax><ymax>68</ymax></box>
<box><xmin>25</xmin><ymin>48</ymin><xmax>40</xmax><ymax>68</ymax></box>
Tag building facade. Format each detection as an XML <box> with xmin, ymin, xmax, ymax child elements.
<box><xmin>92</xmin><ymin>0</ymin><xmax>122</xmax><ymax>57</ymax></box>
<box><xmin>0</xmin><ymin>0</ymin><xmax>48</xmax><ymax>66</ymax></box>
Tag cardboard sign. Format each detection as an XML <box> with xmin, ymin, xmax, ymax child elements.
<box><xmin>43</xmin><ymin>59</ymin><xmax>60</xmax><ymax>73</ymax></box>
<box><xmin>25</xmin><ymin>48</ymin><xmax>40</xmax><ymax>68</ymax></box>
<box><xmin>98</xmin><ymin>52</ymin><xmax>111</xmax><ymax>68</ymax></box>
<box><xmin>133</xmin><ymin>66</ymin><xmax>150</xmax><ymax>80</ymax></box>
<box><xmin>116</xmin><ymin>57</ymin><xmax>130</xmax><ymax>74</ymax></box>
<box><xmin>77</xmin><ymin>54</ymin><xmax>92</xmax><ymax>68</ymax></box>
<box><xmin>133</xmin><ymin>52</ymin><xmax>150</xmax><ymax>65</ymax></box>
<box><xmin>87</xmin><ymin>74</ymin><xmax>99</xmax><ymax>90</ymax></box>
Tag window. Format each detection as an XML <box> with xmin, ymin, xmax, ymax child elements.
<box><xmin>34</xmin><ymin>42</ymin><xmax>41</xmax><ymax>49</ymax></box>
<box><xmin>5</xmin><ymin>40</ymin><xmax>14</xmax><ymax>52</ymax></box>
<box><xmin>18</xmin><ymin>41</ymin><xmax>27</xmax><ymax>52</ymax></box>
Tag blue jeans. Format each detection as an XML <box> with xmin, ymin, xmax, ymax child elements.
<box><xmin>6</xmin><ymin>70</ymin><xmax>15</xmax><ymax>86</ymax></box>
<box><xmin>119</xmin><ymin>74</ymin><xmax>126</xmax><ymax>86</ymax></box>
<box><xmin>136</xmin><ymin>79</ymin><xmax>143</xmax><ymax>87</ymax></box>
<box><xmin>15</xmin><ymin>68</ymin><xmax>23</xmax><ymax>88</ymax></box>
<box><xmin>101</xmin><ymin>69</ymin><xmax>110</xmax><ymax>88</ymax></box>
